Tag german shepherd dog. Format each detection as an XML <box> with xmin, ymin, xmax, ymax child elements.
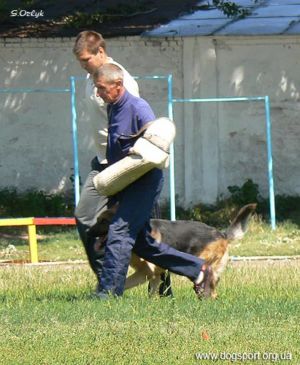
<box><xmin>96</xmin><ymin>203</ymin><xmax>256</xmax><ymax>299</ymax></box>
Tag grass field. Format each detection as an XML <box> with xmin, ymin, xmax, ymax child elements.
<box><xmin>0</xmin><ymin>261</ymin><xmax>299</xmax><ymax>364</ymax></box>
<box><xmin>0</xmin><ymin>219</ymin><xmax>300</xmax><ymax>364</ymax></box>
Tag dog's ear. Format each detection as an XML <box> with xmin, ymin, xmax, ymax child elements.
<box><xmin>150</xmin><ymin>227</ymin><xmax>162</xmax><ymax>243</ymax></box>
<box><xmin>97</xmin><ymin>210</ymin><xmax>114</xmax><ymax>223</ymax></box>
<box><xmin>92</xmin><ymin>204</ymin><xmax>119</xmax><ymax>236</ymax></box>
<box><xmin>96</xmin><ymin>203</ymin><xmax>119</xmax><ymax>225</ymax></box>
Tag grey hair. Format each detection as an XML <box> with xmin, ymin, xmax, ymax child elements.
<box><xmin>93</xmin><ymin>63</ymin><xmax>124</xmax><ymax>84</ymax></box>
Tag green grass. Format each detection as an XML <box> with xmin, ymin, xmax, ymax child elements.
<box><xmin>1</xmin><ymin>218</ymin><xmax>300</xmax><ymax>263</ymax></box>
<box><xmin>0</xmin><ymin>262</ymin><xmax>299</xmax><ymax>364</ymax></box>
<box><xmin>0</xmin><ymin>229</ymin><xmax>83</xmax><ymax>262</ymax></box>
<box><xmin>230</xmin><ymin>217</ymin><xmax>300</xmax><ymax>257</ymax></box>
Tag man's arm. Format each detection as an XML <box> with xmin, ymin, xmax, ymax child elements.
<box><xmin>135</xmin><ymin>101</ymin><xmax>156</xmax><ymax>131</ymax></box>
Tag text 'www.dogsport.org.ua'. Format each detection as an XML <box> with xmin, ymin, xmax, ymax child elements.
<box><xmin>194</xmin><ymin>351</ymin><xmax>293</xmax><ymax>362</ymax></box>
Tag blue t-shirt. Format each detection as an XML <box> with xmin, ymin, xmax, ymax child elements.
<box><xmin>106</xmin><ymin>90</ymin><xmax>155</xmax><ymax>165</ymax></box>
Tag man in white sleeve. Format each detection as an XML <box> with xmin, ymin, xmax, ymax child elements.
<box><xmin>72</xmin><ymin>31</ymin><xmax>172</xmax><ymax>297</ymax></box>
<box><xmin>73</xmin><ymin>31</ymin><xmax>139</xmax><ymax>166</ymax></box>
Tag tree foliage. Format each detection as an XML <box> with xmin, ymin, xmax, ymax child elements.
<box><xmin>210</xmin><ymin>0</ymin><xmax>260</xmax><ymax>18</ymax></box>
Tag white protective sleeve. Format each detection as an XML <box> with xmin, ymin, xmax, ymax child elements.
<box><xmin>93</xmin><ymin>117</ymin><xmax>176</xmax><ymax>196</ymax></box>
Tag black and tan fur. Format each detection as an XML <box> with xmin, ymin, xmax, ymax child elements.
<box><xmin>96</xmin><ymin>203</ymin><xmax>256</xmax><ymax>298</ymax></box>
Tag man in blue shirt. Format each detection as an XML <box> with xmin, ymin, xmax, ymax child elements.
<box><xmin>73</xmin><ymin>31</ymin><xmax>171</xmax><ymax>297</ymax></box>
<box><xmin>93</xmin><ymin>63</ymin><xmax>213</xmax><ymax>298</ymax></box>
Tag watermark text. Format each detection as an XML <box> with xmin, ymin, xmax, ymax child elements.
<box><xmin>195</xmin><ymin>351</ymin><xmax>292</xmax><ymax>362</ymax></box>
<box><xmin>10</xmin><ymin>10</ymin><xmax>44</xmax><ymax>19</ymax></box>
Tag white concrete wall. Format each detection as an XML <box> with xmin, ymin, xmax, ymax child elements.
<box><xmin>1</xmin><ymin>35</ymin><xmax>300</xmax><ymax>206</ymax></box>
<box><xmin>0</xmin><ymin>37</ymin><xmax>181</xmax><ymax>201</ymax></box>
<box><xmin>181</xmin><ymin>36</ymin><xmax>300</xmax><ymax>205</ymax></box>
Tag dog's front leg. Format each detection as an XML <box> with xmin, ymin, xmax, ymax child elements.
<box><xmin>147</xmin><ymin>276</ymin><xmax>162</xmax><ymax>296</ymax></box>
<box><xmin>125</xmin><ymin>270</ymin><xmax>148</xmax><ymax>290</ymax></box>
<box><xmin>125</xmin><ymin>254</ymin><xmax>158</xmax><ymax>291</ymax></box>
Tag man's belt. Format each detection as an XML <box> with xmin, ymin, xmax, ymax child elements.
<box><xmin>93</xmin><ymin>117</ymin><xmax>176</xmax><ymax>196</ymax></box>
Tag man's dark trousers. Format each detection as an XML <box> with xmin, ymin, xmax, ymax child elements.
<box><xmin>75</xmin><ymin>158</ymin><xmax>173</xmax><ymax>295</ymax></box>
<box><xmin>99</xmin><ymin>168</ymin><xmax>204</xmax><ymax>296</ymax></box>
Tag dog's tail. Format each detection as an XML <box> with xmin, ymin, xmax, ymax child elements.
<box><xmin>225</xmin><ymin>203</ymin><xmax>257</xmax><ymax>241</ymax></box>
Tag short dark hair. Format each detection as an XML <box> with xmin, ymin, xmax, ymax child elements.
<box><xmin>73</xmin><ymin>30</ymin><xmax>106</xmax><ymax>55</ymax></box>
